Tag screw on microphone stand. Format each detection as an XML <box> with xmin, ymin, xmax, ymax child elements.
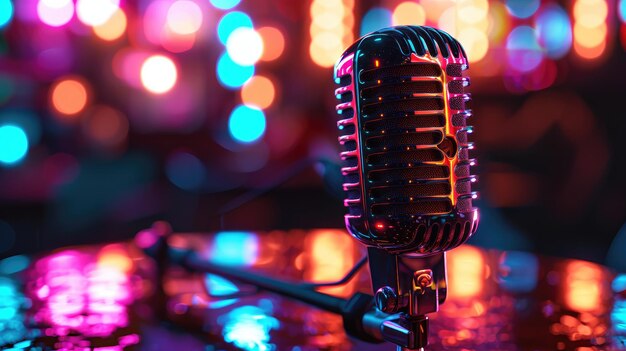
<box><xmin>135</xmin><ymin>222</ymin><xmax>431</xmax><ymax>349</ymax></box>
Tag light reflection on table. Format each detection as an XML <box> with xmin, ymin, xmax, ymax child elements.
<box><xmin>0</xmin><ymin>227</ymin><xmax>623</xmax><ymax>351</ymax></box>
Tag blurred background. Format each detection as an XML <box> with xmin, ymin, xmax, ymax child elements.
<box><xmin>1</xmin><ymin>0</ymin><xmax>626</xmax><ymax>269</ymax></box>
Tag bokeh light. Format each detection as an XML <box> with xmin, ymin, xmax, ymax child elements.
<box><xmin>392</xmin><ymin>2</ymin><xmax>426</xmax><ymax>26</ymax></box>
<box><xmin>140</xmin><ymin>55</ymin><xmax>178</xmax><ymax>94</ymax></box>
<box><xmin>50</xmin><ymin>77</ymin><xmax>90</xmax><ymax>118</ymax></box>
<box><xmin>93</xmin><ymin>8</ymin><xmax>127</xmax><ymax>41</ymax></box>
<box><xmin>37</xmin><ymin>0</ymin><xmax>74</xmax><ymax>27</ymax></box>
<box><xmin>535</xmin><ymin>4</ymin><xmax>572</xmax><ymax>59</ymax></box>
<box><xmin>360</xmin><ymin>7</ymin><xmax>392</xmax><ymax>36</ymax></box>
<box><xmin>228</xmin><ymin>105</ymin><xmax>266</xmax><ymax>144</ymax></box>
<box><xmin>573</xmin><ymin>0</ymin><xmax>609</xmax><ymax>60</ymax></box>
<box><xmin>76</xmin><ymin>0</ymin><xmax>119</xmax><ymax>26</ymax></box>
<box><xmin>574</xmin><ymin>23</ymin><xmax>607</xmax><ymax>48</ymax></box>
<box><xmin>165</xmin><ymin>151</ymin><xmax>206</xmax><ymax>190</ymax></box>
<box><xmin>0</xmin><ymin>125</ymin><xmax>29</xmax><ymax>166</ymax></box>
<box><xmin>216</xmin><ymin>52</ymin><xmax>255</xmax><ymax>89</ymax></box>
<box><xmin>257</xmin><ymin>26</ymin><xmax>285</xmax><ymax>61</ymax></box>
<box><xmin>505</xmin><ymin>0</ymin><xmax>540</xmax><ymax>19</ymax></box>
<box><xmin>143</xmin><ymin>0</ymin><xmax>169</xmax><ymax>46</ymax></box>
<box><xmin>574</xmin><ymin>0</ymin><xmax>608</xmax><ymax>28</ymax></box>
<box><xmin>458</xmin><ymin>27</ymin><xmax>489</xmax><ymax>62</ymax></box>
<box><xmin>166</xmin><ymin>0</ymin><xmax>203</xmax><ymax>35</ymax></box>
<box><xmin>488</xmin><ymin>2</ymin><xmax>511</xmax><ymax>44</ymax></box>
<box><xmin>210</xmin><ymin>232</ymin><xmax>259</xmax><ymax>266</ymax></box>
<box><xmin>226</xmin><ymin>27</ymin><xmax>263</xmax><ymax>66</ymax></box>
<box><xmin>210</xmin><ymin>0</ymin><xmax>241</xmax><ymax>10</ymax></box>
<box><xmin>241</xmin><ymin>75</ymin><xmax>276</xmax><ymax>110</ymax></box>
<box><xmin>0</xmin><ymin>110</ymin><xmax>42</xmax><ymax>146</ymax></box>
<box><xmin>309</xmin><ymin>0</ymin><xmax>354</xmax><ymax>67</ymax></box>
<box><xmin>217</xmin><ymin>11</ymin><xmax>253</xmax><ymax>45</ymax></box>
<box><xmin>83</xmin><ymin>105</ymin><xmax>129</xmax><ymax>148</ymax></box>
<box><xmin>574</xmin><ymin>38</ymin><xmax>607</xmax><ymax>59</ymax></box>
<box><xmin>620</xmin><ymin>0</ymin><xmax>626</xmax><ymax>22</ymax></box>
<box><xmin>506</xmin><ymin>26</ymin><xmax>543</xmax><ymax>72</ymax></box>
<box><xmin>0</xmin><ymin>0</ymin><xmax>14</xmax><ymax>28</ymax></box>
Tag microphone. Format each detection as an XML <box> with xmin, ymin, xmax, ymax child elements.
<box><xmin>334</xmin><ymin>25</ymin><xmax>479</xmax><ymax>350</ymax></box>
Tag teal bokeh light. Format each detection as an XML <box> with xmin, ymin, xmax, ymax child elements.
<box><xmin>0</xmin><ymin>125</ymin><xmax>29</xmax><ymax>166</ymax></box>
<box><xmin>535</xmin><ymin>4</ymin><xmax>572</xmax><ymax>59</ymax></box>
<box><xmin>228</xmin><ymin>105</ymin><xmax>266</xmax><ymax>143</ymax></box>
<box><xmin>217</xmin><ymin>11</ymin><xmax>253</xmax><ymax>44</ymax></box>
<box><xmin>360</xmin><ymin>7</ymin><xmax>392</xmax><ymax>36</ymax></box>
<box><xmin>506</xmin><ymin>0</ymin><xmax>540</xmax><ymax>19</ymax></box>
<box><xmin>210</xmin><ymin>0</ymin><xmax>241</xmax><ymax>10</ymax></box>
<box><xmin>0</xmin><ymin>0</ymin><xmax>13</xmax><ymax>29</ymax></box>
<box><xmin>216</xmin><ymin>52</ymin><xmax>255</xmax><ymax>89</ymax></box>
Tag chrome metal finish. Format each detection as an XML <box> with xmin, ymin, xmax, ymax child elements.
<box><xmin>375</xmin><ymin>286</ymin><xmax>400</xmax><ymax>313</ymax></box>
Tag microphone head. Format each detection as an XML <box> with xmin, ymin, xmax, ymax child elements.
<box><xmin>334</xmin><ymin>26</ymin><xmax>479</xmax><ymax>255</ymax></box>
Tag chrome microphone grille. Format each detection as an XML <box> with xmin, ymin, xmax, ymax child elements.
<box><xmin>334</xmin><ymin>26</ymin><xmax>479</xmax><ymax>254</ymax></box>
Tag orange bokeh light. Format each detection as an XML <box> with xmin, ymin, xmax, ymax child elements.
<box><xmin>563</xmin><ymin>261</ymin><xmax>607</xmax><ymax>313</ymax></box>
<box><xmin>574</xmin><ymin>22</ymin><xmax>607</xmax><ymax>48</ymax></box>
<box><xmin>574</xmin><ymin>39</ymin><xmax>606</xmax><ymax>59</ymax></box>
<box><xmin>305</xmin><ymin>229</ymin><xmax>356</xmax><ymax>297</ymax></box>
<box><xmin>392</xmin><ymin>2</ymin><xmax>426</xmax><ymax>26</ymax></box>
<box><xmin>241</xmin><ymin>75</ymin><xmax>276</xmax><ymax>109</ymax></box>
<box><xmin>309</xmin><ymin>0</ymin><xmax>354</xmax><ymax>67</ymax></box>
<box><xmin>573</xmin><ymin>0</ymin><xmax>608</xmax><ymax>28</ymax></box>
<box><xmin>258</xmin><ymin>27</ymin><xmax>285</xmax><ymax>61</ymax></box>
<box><xmin>93</xmin><ymin>8</ymin><xmax>127</xmax><ymax>41</ymax></box>
<box><xmin>447</xmin><ymin>245</ymin><xmax>485</xmax><ymax>299</ymax></box>
<box><xmin>50</xmin><ymin>77</ymin><xmax>90</xmax><ymax>118</ymax></box>
<box><xmin>97</xmin><ymin>244</ymin><xmax>133</xmax><ymax>273</ymax></box>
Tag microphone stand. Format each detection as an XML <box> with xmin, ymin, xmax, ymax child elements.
<box><xmin>141</xmin><ymin>225</ymin><xmax>433</xmax><ymax>350</ymax></box>
<box><xmin>367</xmin><ymin>248</ymin><xmax>447</xmax><ymax>351</ymax></box>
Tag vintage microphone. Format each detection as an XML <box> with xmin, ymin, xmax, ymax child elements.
<box><xmin>140</xmin><ymin>25</ymin><xmax>479</xmax><ymax>351</ymax></box>
<box><xmin>334</xmin><ymin>25</ymin><xmax>479</xmax><ymax>350</ymax></box>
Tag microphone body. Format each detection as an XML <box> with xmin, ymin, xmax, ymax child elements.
<box><xmin>335</xmin><ymin>25</ymin><xmax>478</xmax><ymax>254</ymax></box>
<box><xmin>334</xmin><ymin>26</ymin><xmax>479</xmax><ymax>350</ymax></box>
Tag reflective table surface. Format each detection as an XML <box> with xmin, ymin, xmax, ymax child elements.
<box><xmin>0</xmin><ymin>225</ymin><xmax>625</xmax><ymax>351</ymax></box>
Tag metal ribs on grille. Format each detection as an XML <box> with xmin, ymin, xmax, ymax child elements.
<box><xmin>335</xmin><ymin>69</ymin><xmax>362</xmax><ymax>218</ymax></box>
<box><xmin>361</xmin><ymin>62</ymin><xmax>453</xmax><ymax>218</ymax></box>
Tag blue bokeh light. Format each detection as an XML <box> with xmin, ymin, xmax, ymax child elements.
<box><xmin>0</xmin><ymin>255</ymin><xmax>30</xmax><ymax>275</ymax></box>
<box><xmin>216</xmin><ymin>52</ymin><xmax>255</xmax><ymax>89</ymax></box>
<box><xmin>210</xmin><ymin>0</ymin><xmax>241</xmax><ymax>10</ymax></box>
<box><xmin>217</xmin><ymin>11</ymin><xmax>253</xmax><ymax>44</ymax></box>
<box><xmin>619</xmin><ymin>0</ymin><xmax>626</xmax><ymax>22</ymax></box>
<box><xmin>506</xmin><ymin>26</ymin><xmax>544</xmax><ymax>72</ymax></box>
<box><xmin>360</xmin><ymin>7</ymin><xmax>392</xmax><ymax>36</ymax></box>
<box><xmin>0</xmin><ymin>0</ymin><xmax>13</xmax><ymax>29</ymax></box>
<box><xmin>219</xmin><ymin>305</ymin><xmax>280</xmax><ymax>351</ymax></box>
<box><xmin>0</xmin><ymin>125</ymin><xmax>29</xmax><ymax>166</ymax></box>
<box><xmin>506</xmin><ymin>0</ymin><xmax>540</xmax><ymax>19</ymax></box>
<box><xmin>228</xmin><ymin>105</ymin><xmax>266</xmax><ymax>144</ymax></box>
<box><xmin>204</xmin><ymin>274</ymin><xmax>239</xmax><ymax>309</ymax></box>
<box><xmin>497</xmin><ymin>251</ymin><xmax>538</xmax><ymax>293</ymax></box>
<box><xmin>535</xmin><ymin>4</ymin><xmax>572</xmax><ymax>59</ymax></box>
<box><xmin>210</xmin><ymin>231</ymin><xmax>259</xmax><ymax>266</ymax></box>
<box><xmin>165</xmin><ymin>152</ymin><xmax>206</xmax><ymax>191</ymax></box>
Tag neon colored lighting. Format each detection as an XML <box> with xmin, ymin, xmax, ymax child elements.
<box><xmin>0</xmin><ymin>125</ymin><xmax>29</xmax><ymax>165</ymax></box>
<box><xmin>228</xmin><ymin>105</ymin><xmax>266</xmax><ymax>143</ymax></box>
